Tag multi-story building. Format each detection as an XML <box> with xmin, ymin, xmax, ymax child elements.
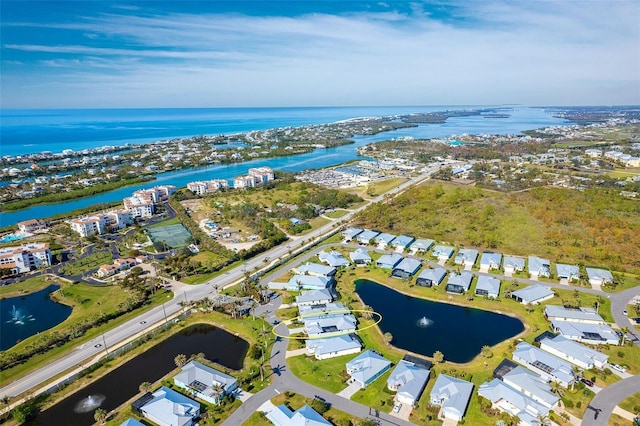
<box><xmin>233</xmin><ymin>175</ymin><xmax>257</xmax><ymax>189</ymax></box>
<box><xmin>70</xmin><ymin>215</ymin><xmax>107</xmax><ymax>237</ymax></box>
<box><xmin>17</xmin><ymin>219</ymin><xmax>49</xmax><ymax>234</ymax></box>
<box><xmin>186</xmin><ymin>179</ymin><xmax>229</xmax><ymax>196</ymax></box>
<box><xmin>248</xmin><ymin>166</ymin><xmax>275</xmax><ymax>183</ymax></box>
<box><xmin>0</xmin><ymin>242</ymin><xmax>51</xmax><ymax>273</ymax></box>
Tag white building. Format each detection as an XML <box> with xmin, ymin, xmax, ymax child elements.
<box><xmin>0</xmin><ymin>242</ymin><xmax>51</xmax><ymax>273</ymax></box>
<box><xmin>539</xmin><ymin>335</ymin><xmax>609</xmax><ymax>369</ymax></box>
<box><xmin>17</xmin><ymin>219</ymin><xmax>48</xmax><ymax>234</ymax></box>
<box><xmin>233</xmin><ymin>175</ymin><xmax>257</xmax><ymax>189</ymax></box>
<box><xmin>186</xmin><ymin>179</ymin><xmax>229</xmax><ymax>195</ymax></box>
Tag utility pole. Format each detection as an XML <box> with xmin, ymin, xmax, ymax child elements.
<box><xmin>162</xmin><ymin>303</ymin><xmax>168</xmax><ymax>324</ymax></box>
<box><xmin>102</xmin><ymin>334</ymin><xmax>109</xmax><ymax>355</ymax></box>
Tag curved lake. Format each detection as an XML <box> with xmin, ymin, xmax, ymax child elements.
<box><xmin>27</xmin><ymin>323</ymin><xmax>249</xmax><ymax>426</ymax></box>
<box><xmin>355</xmin><ymin>279</ymin><xmax>524</xmax><ymax>363</ymax></box>
<box><xmin>0</xmin><ymin>285</ymin><xmax>72</xmax><ymax>351</ymax></box>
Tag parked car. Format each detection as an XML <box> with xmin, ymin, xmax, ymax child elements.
<box><xmin>393</xmin><ymin>403</ymin><xmax>402</xmax><ymax>413</ymax></box>
<box><xmin>610</xmin><ymin>363</ymin><xmax>627</xmax><ymax>373</ymax></box>
<box><xmin>623</xmin><ymin>310</ymin><xmax>628</xmax><ymax>316</ymax></box>
<box><xmin>580</xmin><ymin>377</ymin><xmax>594</xmax><ymax>387</ymax></box>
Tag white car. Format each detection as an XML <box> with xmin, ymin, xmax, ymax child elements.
<box><xmin>623</xmin><ymin>310</ymin><xmax>628</xmax><ymax>316</ymax></box>
<box><xmin>610</xmin><ymin>363</ymin><xmax>627</xmax><ymax>373</ymax></box>
<box><xmin>393</xmin><ymin>403</ymin><xmax>402</xmax><ymax>413</ymax></box>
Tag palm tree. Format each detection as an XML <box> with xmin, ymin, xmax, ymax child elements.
<box><xmin>174</xmin><ymin>353</ymin><xmax>187</xmax><ymax>368</ymax></box>
<box><xmin>361</xmin><ymin>305</ymin><xmax>373</xmax><ymax>320</ymax></box>
<box><xmin>433</xmin><ymin>350</ymin><xmax>444</xmax><ymax>364</ymax></box>
<box><xmin>481</xmin><ymin>345</ymin><xmax>493</xmax><ymax>359</ymax></box>
<box><xmin>383</xmin><ymin>332</ymin><xmax>393</xmax><ymax>344</ymax></box>
<box><xmin>139</xmin><ymin>382</ymin><xmax>152</xmax><ymax>393</ymax></box>
<box><xmin>94</xmin><ymin>408</ymin><xmax>107</xmax><ymax>425</ymax></box>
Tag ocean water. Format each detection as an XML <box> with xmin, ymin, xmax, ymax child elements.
<box><xmin>0</xmin><ymin>106</ymin><xmax>570</xmax><ymax>226</ymax></box>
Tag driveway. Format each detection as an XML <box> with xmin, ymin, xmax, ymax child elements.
<box><xmin>336</xmin><ymin>381</ymin><xmax>361</xmax><ymax>399</ymax></box>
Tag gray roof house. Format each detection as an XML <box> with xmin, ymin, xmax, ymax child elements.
<box><xmin>304</xmin><ymin>314</ymin><xmax>357</xmax><ymax>336</ymax></box>
<box><xmin>296</xmin><ymin>289</ymin><xmax>333</xmax><ymax>306</ymax></box>
<box><xmin>528</xmin><ymin>256</ymin><xmax>551</xmax><ymax>278</ymax></box>
<box><xmin>386</xmin><ymin>359</ymin><xmax>430</xmax><ymax>406</ymax></box>
<box><xmin>585</xmin><ymin>267</ymin><xmax>613</xmax><ymax>286</ymax></box>
<box><xmin>501</xmin><ymin>366</ymin><xmax>560</xmax><ymax>410</ymax></box>
<box><xmin>503</xmin><ymin>255</ymin><xmax>526</xmax><ymax>274</ymax></box>
<box><xmin>432</xmin><ymin>245</ymin><xmax>455</xmax><ymax>261</ymax></box>
<box><xmin>349</xmin><ymin>248</ymin><xmax>372</xmax><ymax>265</ymax></box>
<box><xmin>555</xmin><ymin>263</ymin><xmax>580</xmax><ymax>281</ymax></box>
<box><xmin>139</xmin><ymin>386</ymin><xmax>200</xmax><ymax>426</ymax></box>
<box><xmin>376</xmin><ymin>253</ymin><xmax>403</xmax><ymax>269</ymax></box>
<box><xmin>475</xmin><ymin>275</ymin><xmax>501</xmax><ymax>299</ymax></box>
<box><xmin>342</xmin><ymin>227</ymin><xmax>363</xmax><ymax>242</ymax></box>
<box><xmin>265</xmin><ymin>404</ymin><xmax>332</xmax><ymax>426</ymax></box>
<box><xmin>480</xmin><ymin>252</ymin><xmax>502</xmax><ymax>271</ymax></box>
<box><xmin>318</xmin><ymin>250</ymin><xmax>350</xmax><ymax>268</ymax></box>
<box><xmin>346</xmin><ymin>350</ymin><xmax>392</xmax><ymax>388</ymax></box>
<box><xmin>512</xmin><ymin>342</ymin><xmax>575</xmax><ymax>388</ymax></box>
<box><xmin>445</xmin><ymin>271</ymin><xmax>473</xmax><ymax>294</ymax></box>
<box><xmin>429</xmin><ymin>374</ymin><xmax>474</xmax><ymax>422</ymax></box>
<box><xmin>539</xmin><ymin>335</ymin><xmax>609</xmax><ymax>369</ymax></box>
<box><xmin>391</xmin><ymin>258</ymin><xmax>422</xmax><ymax>279</ymax></box>
<box><xmin>416</xmin><ymin>267</ymin><xmax>447</xmax><ymax>287</ymax></box>
<box><xmin>390</xmin><ymin>235</ymin><xmax>415</xmax><ymax>250</ymax></box>
<box><xmin>287</xmin><ymin>275</ymin><xmax>333</xmax><ymax>291</ymax></box>
<box><xmin>544</xmin><ymin>305</ymin><xmax>605</xmax><ymax>324</ymax></box>
<box><xmin>293</xmin><ymin>262</ymin><xmax>336</xmax><ymax>277</ymax></box>
<box><xmin>454</xmin><ymin>248</ymin><xmax>478</xmax><ymax>266</ymax></box>
<box><xmin>550</xmin><ymin>320</ymin><xmax>619</xmax><ymax>346</ymax></box>
<box><xmin>299</xmin><ymin>302</ymin><xmax>349</xmax><ymax>318</ymax></box>
<box><xmin>374</xmin><ymin>232</ymin><xmax>396</xmax><ymax>247</ymax></box>
<box><xmin>511</xmin><ymin>285</ymin><xmax>554</xmax><ymax>305</ymax></box>
<box><xmin>305</xmin><ymin>334</ymin><xmax>362</xmax><ymax>360</ymax></box>
<box><xmin>357</xmin><ymin>230</ymin><xmax>380</xmax><ymax>245</ymax></box>
<box><xmin>174</xmin><ymin>361</ymin><xmax>238</xmax><ymax>405</ymax></box>
<box><xmin>410</xmin><ymin>238</ymin><xmax>435</xmax><ymax>253</ymax></box>
<box><xmin>478</xmin><ymin>378</ymin><xmax>550</xmax><ymax>426</ymax></box>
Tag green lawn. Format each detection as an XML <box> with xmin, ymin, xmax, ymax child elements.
<box><xmin>61</xmin><ymin>250</ymin><xmax>113</xmax><ymax>276</ymax></box>
<box><xmin>148</xmin><ymin>217</ymin><xmax>182</xmax><ymax>228</ymax></box>
<box><xmin>0</xmin><ymin>275</ymin><xmax>52</xmax><ymax>298</ymax></box>
<box><xmin>324</xmin><ymin>209</ymin><xmax>350</xmax><ymax>219</ymax></box>
<box><xmin>619</xmin><ymin>392</ymin><xmax>640</xmax><ymax>415</ymax></box>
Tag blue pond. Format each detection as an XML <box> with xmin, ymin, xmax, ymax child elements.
<box><xmin>0</xmin><ymin>284</ymin><xmax>72</xmax><ymax>351</ymax></box>
<box><xmin>355</xmin><ymin>279</ymin><xmax>524</xmax><ymax>363</ymax></box>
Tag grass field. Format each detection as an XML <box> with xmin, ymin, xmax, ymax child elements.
<box><xmin>60</xmin><ymin>250</ymin><xmax>113</xmax><ymax>276</ymax></box>
<box><xmin>324</xmin><ymin>209</ymin><xmax>350</xmax><ymax>219</ymax></box>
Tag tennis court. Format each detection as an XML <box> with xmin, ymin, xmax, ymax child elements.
<box><xmin>146</xmin><ymin>223</ymin><xmax>192</xmax><ymax>248</ymax></box>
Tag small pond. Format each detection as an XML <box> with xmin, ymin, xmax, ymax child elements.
<box><xmin>0</xmin><ymin>284</ymin><xmax>72</xmax><ymax>351</ymax></box>
<box><xmin>27</xmin><ymin>323</ymin><xmax>249</xmax><ymax>426</ymax></box>
<box><xmin>355</xmin><ymin>279</ymin><xmax>524</xmax><ymax>363</ymax></box>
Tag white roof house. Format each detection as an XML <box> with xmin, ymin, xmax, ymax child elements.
<box><xmin>299</xmin><ymin>302</ymin><xmax>349</xmax><ymax>318</ymax></box>
<box><xmin>346</xmin><ymin>350</ymin><xmax>392</xmax><ymax>388</ymax></box>
<box><xmin>304</xmin><ymin>314</ymin><xmax>357</xmax><ymax>336</ymax></box>
<box><xmin>432</xmin><ymin>245</ymin><xmax>455</xmax><ymax>261</ymax></box>
<box><xmin>410</xmin><ymin>239</ymin><xmax>435</xmax><ymax>253</ymax></box>
<box><xmin>416</xmin><ymin>267</ymin><xmax>447</xmax><ymax>287</ymax></box>
<box><xmin>390</xmin><ymin>235</ymin><xmax>415</xmax><ymax>250</ymax></box>
<box><xmin>501</xmin><ymin>366</ymin><xmax>560</xmax><ymax>410</ymax></box>
<box><xmin>480</xmin><ymin>252</ymin><xmax>502</xmax><ymax>271</ymax></box>
<box><xmin>139</xmin><ymin>386</ymin><xmax>200</xmax><ymax>426</ymax></box>
<box><xmin>173</xmin><ymin>361</ymin><xmax>238</xmax><ymax>405</ymax></box>
<box><xmin>293</xmin><ymin>262</ymin><xmax>336</xmax><ymax>277</ymax></box>
<box><xmin>454</xmin><ymin>248</ymin><xmax>478</xmax><ymax>266</ymax></box>
<box><xmin>357</xmin><ymin>230</ymin><xmax>380</xmax><ymax>245</ymax></box>
<box><xmin>305</xmin><ymin>334</ymin><xmax>362</xmax><ymax>360</ymax></box>
<box><xmin>287</xmin><ymin>275</ymin><xmax>333</xmax><ymax>291</ymax></box>
<box><xmin>540</xmin><ymin>335</ymin><xmax>609</xmax><ymax>369</ymax></box>
<box><xmin>391</xmin><ymin>258</ymin><xmax>422</xmax><ymax>278</ymax></box>
<box><xmin>512</xmin><ymin>342</ymin><xmax>575</xmax><ymax>388</ymax></box>
<box><xmin>503</xmin><ymin>256</ymin><xmax>526</xmax><ymax>274</ymax></box>
<box><xmin>296</xmin><ymin>289</ymin><xmax>333</xmax><ymax>306</ymax></box>
<box><xmin>342</xmin><ymin>227</ymin><xmax>363</xmax><ymax>241</ymax></box>
<box><xmin>375</xmin><ymin>253</ymin><xmax>403</xmax><ymax>269</ymax></box>
<box><xmin>386</xmin><ymin>359</ymin><xmax>430</xmax><ymax>406</ymax></box>
<box><xmin>478</xmin><ymin>378</ymin><xmax>550</xmax><ymax>426</ymax></box>
<box><xmin>585</xmin><ymin>267</ymin><xmax>613</xmax><ymax>286</ymax></box>
<box><xmin>318</xmin><ymin>250</ymin><xmax>350</xmax><ymax>268</ymax></box>
<box><xmin>511</xmin><ymin>285</ymin><xmax>554</xmax><ymax>305</ymax></box>
<box><xmin>550</xmin><ymin>320</ymin><xmax>620</xmax><ymax>346</ymax></box>
<box><xmin>349</xmin><ymin>248</ymin><xmax>372</xmax><ymax>265</ymax></box>
<box><xmin>475</xmin><ymin>275</ymin><xmax>501</xmax><ymax>299</ymax></box>
<box><xmin>555</xmin><ymin>264</ymin><xmax>580</xmax><ymax>281</ymax></box>
<box><xmin>544</xmin><ymin>305</ymin><xmax>605</xmax><ymax>324</ymax></box>
<box><xmin>265</xmin><ymin>404</ymin><xmax>332</xmax><ymax>426</ymax></box>
<box><xmin>445</xmin><ymin>271</ymin><xmax>473</xmax><ymax>294</ymax></box>
<box><xmin>429</xmin><ymin>374</ymin><xmax>474</xmax><ymax>422</ymax></box>
<box><xmin>528</xmin><ymin>256</ymin><xmax>551</xmax><ymax>278</ymax></box>
<box><xmin>120</xmin><ymin>419</ymin><xmax>145</xmax><ymax>426</ymax></box>
<box><xmin>375</xmin><ymin>232</ymin><xmax>397</xmax><ymax>247</ymax></box>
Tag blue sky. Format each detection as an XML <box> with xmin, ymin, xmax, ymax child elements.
<box><xmin>1</xmin><ymin>1</ymin><xmax>639</xmax><ymax>108</ymax></box>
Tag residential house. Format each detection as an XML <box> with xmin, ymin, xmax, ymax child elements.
<box><xmin>431</xmin><ymin>245</ymin><xmax>455</xmax><ymax>261</ymax></box>
<box><xmin>374</xmin><ymin>232</ymin><xmax>396</xmax><ymax>248</ymax></box>
<box><xmin>503</xmin><ymin>256</ymin><xmax>526</xmax><ymax>274</ymax></box>
<box><xmin>174</xmin><ymin>361</ymin><xmax>238</xmax><ymax>405</ymax></box>
<box><xmin>390</xmin><ymin>235</ymin><xmax>415</xmax><ymax>251</ymax></box>
<box><xmin>550</xmin><ymin>320</ymin><xmax>619</xmax><ymax>345</ymax></box>
<box><xmin>293</xmin><ymin>262</ymin><xmax>336</xmax><ymax>277</ymax></box>
<box><xmin>295</xmin><ymin>289</ymin><xmax>333</xmax><ymax>307</ymax></box>
<box><xmin>346</xmin><ymin>350</ymin><xmax>392</xmax><ymax>388</ymax></box>
<box><xmin>454</xmin><ymin>249</ymin><xmax>478</xmax><ymax>267</ymax></box>
<box><xmin>475</xmin><ymin>275</ymin><xmax>501</xmax><ymax>299</ymax></box>
<box><xmin>387</xmin><ymin>359</ymin><xmax>430</xmax><ymax>406</ymax></box>
<box><xmin>304</xmin><ymin>314</ymin><xmax>357</xmax><ymax>337</ymax></box>
<box><xmin>511</xmin><ymin>285</ymin><xmax>554</xmax><ymax>305</ymax></box>
<box><xmin>120</xmin><ymin>419</ymin><xmax>145</xmax><ymax>426</ymax></box>
<box><xmin>539</xmin><ymin>335</ymin><xmax>608</xmax><ymax>369</ymax></box>
<box><xmin>410</xmin><ymin>238</ymin><xmax>435</xmax><ymax>254</ymax></box>
<box><xmin>478</xmin><ymin>378</ymin><xmax>551</xmax><ymax>426</ymax></box>
<box><xmin>528</xmin><ymin>256</ymin><xmax>551</xmax><ymax>279</ymax></box>
<box><xmin>305</xmin><ymin>334</ymin><xmax>362</xmax><ymax>360</ymax></box>
<box><xmin>585</xmin><ymin>267</ymin><xmax>613</xmax><ymax>286</ymax></box>
<box><xmin>0</xmin><ymin>242</ymin><xmax>51</xmax><ymax>274</ymax></box>
<box><xmin>445</xmin><ymin>271</ymin><xmax>473</xmax><ymax>294</ymax></box>
<box><xmin>544</xmin><ymin>305</ymin><xmax>605</xmax><ymax>325</ymax></box>
<box><xmin>512</xmin><ymin>342</ymin><xmax>575</xmax><ymax>388</ymax></box>
<box><xmin>429</xmin><ymin>374</ymin><xmax>474</xmax><ymax>422</ymax></box>
<box><xmin>416</xmin><ymin>267</ymin><xmax>447</xmax><ymax>287</ymax></box>
<box><xmin>342</xmin><ymin>227</ymin><xmax>363</xmax><ymax>242</ymax></box>
<box><xmin>357</xmin><ymin>229</ymin><xmax>380</xmax><ymax>245</ymax></box>
<box><xmin>375</xmin><ymin>253</ymin><xmax>403</xmax><ymax>269</ymax></box>
<box><xmin>299</xmin><ymin>302</ymin><xmax>349</xmax><ymax>319</ymax></box>
<box><xmin>318</xmin><ymin>250</ymin><xmax>350</xmax><ymax>268</ymax></box>
<box><xmin>479</xmin><ymin>252</ymin><xmax>502</xmax><ymax>271</ymax></box>
<box><xmin>287</xmin><ymin>275</ymin><xmax>333</xmax><ymax>291</ymax></box>
<box><xmin>555</xmin><ymin>264</ymin><xmax>580</xmax><ymax>282</ymax></box>
<box><xmin>138</xmin><ymin>386</ymin><xmax>200</xmax><ymax>426</ymax></box>
<box><xmin>391</xmin><ymin>258</ymin><xmax>422</xmax><ymax>279</ymax></box>
<box><xmin>501</xmin><ymin>366</ymin><xmax>560</xmax><ymax>410</ymax></box>
<box><xmin>349</xmin><ymin>248</ymin><xmax>372</xmax><ymax>266</ymax></box>
<box><xmin>264</xmin><ymin>404</ymin><xmax>332</xmax><ymax>426</ymax></box>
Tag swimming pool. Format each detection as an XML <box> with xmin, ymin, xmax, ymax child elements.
<box><xmin>0</xmin><ymin>234</ymin><xmax>27</xmax><ymax>243</ymax></box>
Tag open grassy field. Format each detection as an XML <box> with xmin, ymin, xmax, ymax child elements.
<box><xmin>619</xmin><ymin>392</ymin><xmax>640</xmax><ymax>415</ymax></box>
<box><xmin>324</xmin><ymin>209</ymin><xmax>350</xmax><ymax>219</ymax></box>
<box><xmin>60</xmin><ymin>250</ymin><xmax>113</xmax><ymax>276</ymax></box>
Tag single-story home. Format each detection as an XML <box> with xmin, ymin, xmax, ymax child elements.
<box><xmin>386</xmin><ymin>359</ymin><xmax>430</xmax><ymax>406</ymax></box>
<box><xmin>296</xmin><ymin>289</ymin><xmax>333</xmax><ymax>306</ymax></box>
<box><xmin>318</xmin><ymin>250</ymin><xmax>350</xmax><ymax>268</ymax></box>
<box><xmin>432</xmin><ymin>245</ymin><xmax>455</xmax><ymax>261</ymax></box>
<box><xmin>342</xmin><ymin>227</ymin><xmax>363</xmax><ymax>242</ymax></box>
<box><xmin>544</xmin><ymin>305</ymin><xmax>605</xmax><ymax>324</ymax></box>
<box><xmin>299</xmin><ymin>301</ymin><xmax>349</xmax><ymax>318</ymax></box>
<box><xmin>293</xmin><ymin>262</ymin><xmax>336</xmax><ymax>277</ymax></box>
<box><xmin>410</xmin><ymin>238</ymin><xmax>435</xmax><ymax>253</ymax></box>
<box><xmin>539</xmin><ymin>335</ymin><xmax>609</xmax><ymax>370</ymax></box>
<box><xmin>138</xmin><ymin>386</ymin><xmax>200</xmax><ymax>426</ymax></box>
<box><xmin>585</xmin><ymin>267</ymin><xmax>614</xmax><ymax>286</ymax></box>
<box><xmin>346</xmin><ymin>350</ymin><xmax>392</xmax><ymax>388</ymax></box>
<box><xmin>503</xmin><ymin>255</ymin><xmax>526</xmax><ymax>274</ymax></box>
<box><xmin>479</xmin><ymin>252</ymin><xmax>502</xmax><ymax>271</ymax></box>
<box><xmin>416</xmin><ymin>267</ymin><xmax>447</xmax><ymax>287</ymax></box>
<box><xmin>555</xmin><ymin>263</ymin><xmax>580</xmax><ymax>281</ymax></box>
<box><xmin>305</xmin><ymin>334</ymin><xmax>362</xmax><ymax>360</ymax></box>
<box><xmin>376</xmin><ymin>253</ymin><xmax>403</xmax><ymax>269</ymax></box>
<box><xmin>349</xmin><ymin>248</ymin><xmax>372</xmax><ymax>265</ymax></box>
<box><xmin>550</xmin><ymin>320</ymin><xmax>620</xmax><ymax>345</ymax></box>
<box><xmin>445</xmin><ymin>271</ymin><xmax>473</xmax><ymax>294</ymax></box>
<box><xmin>304</xmin><ymin>314</ymin><xmax>357</xmax><ymax>336</ymax></box>
<box><xmin>120</xmin><ymin>419</ymin><xmax>145</xmax><ymax>426</ymax></box>
<box><xmin>357</xmin><ymin>229</ymin><xmax>380</xmax><ymax>245</ymax></box>
<box><xmin>512</xmin><ymin>342</ymin><xmax>575</xmax><ymax>388</ymax></box>
<box><xmin>475</xmin><ymin>275</ymin><xmax>501</xmax><ymax>299</ymax></box>
<box><xmin>390</xmin><ymin>235</ymin><xmax>415</xmax><ymax>250</ymax></box>
<box><xmin>264</xmin><ymin>404</ymin><xmax>332</xmax><ymax>426</ymax></box>
<box><xmin>528</xmin><ymin>256</ymin><xmax>551</xmax><ymax>278</ymax></box>
<box><xmin>287</xmin><ymin>275</ymin><xmax>333</xmax><ymax>291</ymax></box>
<box><xmin>501</xmin><ymin>366</ymin><xmax>560</xmax><ymax>410</ymax></box>
<box><xmin>374</xmin><ymin>232</ymin><xmax>396</xmax><ymax>248</ymax></box>
<box><xmin>391</xmin><ymin>258</ymin><xmax>422</xmax><ymax>278</ymax></box>
<box><xmin>454</xmin><ymin>248</ymin><xmax>478</xmax><ymax>267</ymax></box>
<box><xmin>511</xmin><ymin>285</ymin><xmax>554</xmax><ymax>305</ymax></box>
<box><xmin>429</xmin><ymin>374</ymin><xmax>474</xmax><ymax>422</ymax></box>
<box><xmin>478</xmin><ymin>379</ymin><xmax>550</xmax><ymax>426</ymax></box>
<box><xmin>174</xmin><ymin>361</ymin><xmax>238</xmax><ymax>405</ymax></box>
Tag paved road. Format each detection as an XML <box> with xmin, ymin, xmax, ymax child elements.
<box><xmin>582</xmin><ymin>374</ymin><xmax>640</xmax><ymax>426</ymax></box>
